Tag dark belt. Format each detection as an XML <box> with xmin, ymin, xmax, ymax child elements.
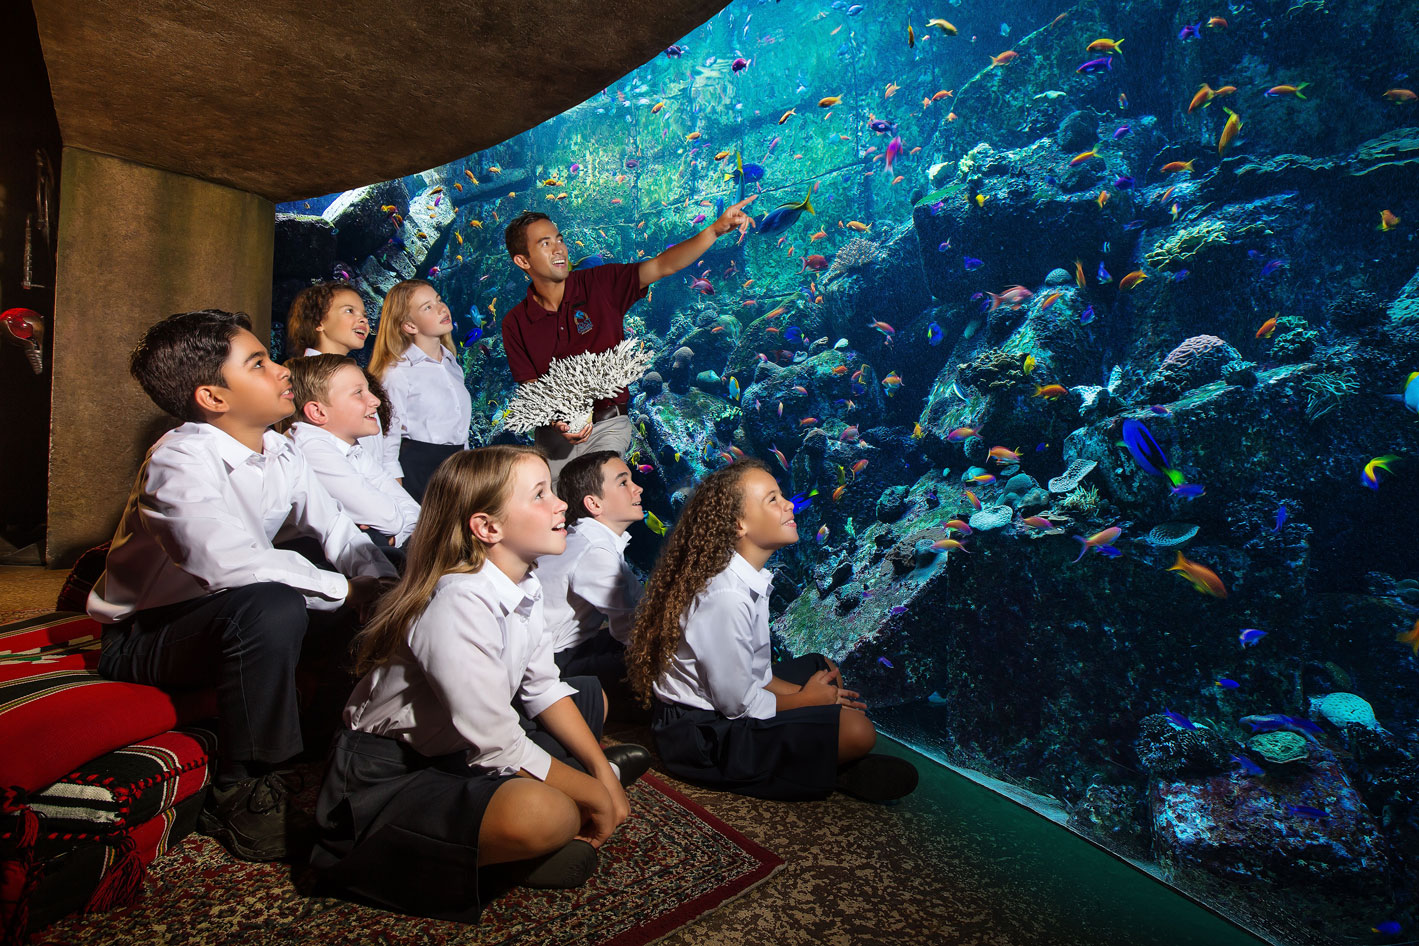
<box><xmin>592</xmin><ymin>402</ymin><xmax>628</xmax><ymax>423</ymax></box>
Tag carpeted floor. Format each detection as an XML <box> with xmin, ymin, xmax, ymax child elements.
<box><xmin>0</xmin><ymin>565</ymin><xmax>67</xmax><ymax>624</ymax></box>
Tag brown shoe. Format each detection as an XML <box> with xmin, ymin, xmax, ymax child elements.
<box><xmin>197</xmin><ymin>772</ymin><xmax>311</xmax><ymax>861</ymax></box>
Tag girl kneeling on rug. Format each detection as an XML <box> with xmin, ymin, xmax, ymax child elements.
<box><xmin>312</xmin><ymin>446</ymin><xmax>651</xmax><ymax>920</ymax></box>
<box><xmin>625</xmin><ymin>459</ymin><xmax>918</xmax><ymax>803</ymax></box>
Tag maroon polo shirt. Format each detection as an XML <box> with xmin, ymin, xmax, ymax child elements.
<box><xmin>502</xmin><ymin>262</ymin><xmax>648</xmax><ymax>410</ymax></box>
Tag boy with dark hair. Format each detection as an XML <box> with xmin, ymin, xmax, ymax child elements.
<box><xmin>89</xmin><ymin>309</ymin><xmax>397</xmax><ymax>862</ymax></box>
<box><xmin>501</xmin><ymin>197</ymin><xmax>755</xmax><ymax>483</ymax></box>
<box><xmin>534</xmin><ymin>451</ymin><xmax>643</xmax><ymax>687</ymax></box>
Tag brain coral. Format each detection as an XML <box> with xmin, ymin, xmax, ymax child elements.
<box><xmin>1247</xmin><ymin>731</ymin><xmax>1310</xmax><ymax>764</ymax></box>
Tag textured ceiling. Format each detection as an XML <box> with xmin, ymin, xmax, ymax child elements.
<box><xmin>32</xmin><ymin>0</ymin><xmax>728</xmax><ymax>202</ymax></box>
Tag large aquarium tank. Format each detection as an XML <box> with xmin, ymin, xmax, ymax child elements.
<box><xmin>273</xmin><ymin>1</ymin><xmax>1419</xmax><ymax>942</ymax></box>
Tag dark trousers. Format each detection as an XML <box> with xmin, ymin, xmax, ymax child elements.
<box><xmin>399</xmin><ymin>439</ymin><xmax>464</xmax><ymax>503</ymax></box>
<box><xmin>98</xmin><ymin>583</ymin><xmax>319</xmax><ymax>772</ymax></box>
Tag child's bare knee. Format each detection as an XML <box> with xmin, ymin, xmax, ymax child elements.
<box><xmin>602</xmin><ymin>688</ymin><xmax>610</xmax><ymax>720</ymax></box>
<box><xmin>487</xmin><ymin>783</ymin><xmax>578</xmax><ymax>856</ymax></box>
<box><xmin>840</xmin><ymin>708</ymin><xmax>876</xmax><ymax>760</ymax></box>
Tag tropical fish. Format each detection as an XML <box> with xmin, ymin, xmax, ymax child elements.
<box><xmin>636</xmin><ymin>464</ymin><xmax>654</xmax><ymax>474</ymax></box>
<box><xmin>989</xmin><ymin>446</ymin><xmax>1023</xmax><ymax>462</ymax></box>
<box><xmin>1022</xmin><ymin>355</ymin><xmax>1037</xmax><ymax>374</ymax></box>
<box><xmin>1188</xmin><ymin>84</ymin><xmax>1215</xmax><ymax>113</ymax></box>
<box><xmin>1114</xmin><ymin>175</ymin><xmax>1135</xmax><ymax>190</ymax></box>
<box><xmin>1207</xmin><ymin>17</ymin><xmax>1228</xmax><ymax>29</ymax></box>
<box><xmin>1121</xmin><ymin>418</ymin><xmax>1185</xmax><ymax>485</ymax></box>
<box><xmin>1397</xmin><ymin>619</ymin><xmax>1419</xmax><ymax>655</ymax></box>
<box><xmin>990</xmin><ymin>50</ymin><xmax>1019</xmax><ymax>67</ymax></box>
<box><xmin>1080</xmin><ymin>305</ymin><xmax>1097</xmax><ymax>325</ymax></box>
<box><xmin>818</xmin><ymin>95</ymin><xmax>842</xmax><ymax>108</ymax></box>
<box><xmin>1256</xmin><ymin>316</ymin><xmax>1278</xmax><ymax>339</ymax></box>
<box><xmin>1074</xmin><ymin>259</ymin><xmax>1087</xmax><ymax>287</ymax></box>
<box><xmin>1033</xmin><ymin>384</ymin><xmax>1068</xmax><ymax>399</ymax></box>
<box><xmin>1162</xmin><ymin>708</ymin><xmax>1198</xmax><ymax>730</ymax></box>
<box><xmin>913</xmin><ymin>422</ymin><xmax>926</xmax><ymax>439</ymax></box>
<box><xmin>1072</xmin><ymin>526</ymin><xmax>1123</xmax><ymax>562</ymax></box>
<box><xmin>1371</xmin><ymin>921</ymin><xmax>1403</xmax><ymax>936</ymax></box>
<box><xmin>789</xmin><ymin>489</ymin><xmax>818</xmax><ymax>513</ymax></box>
<box><xmin>851</xmin><ymin>459</ymin><xmax>869</xmax><ymax>475</ymax></box>
<box><xmin>731</xmin><ymin>57</ymin><xmax>749</xmax><ymax>73</ymax></box>
<box><xmin>882</xmin><ymin>372</ymin><xmax>904</xmax><ymax>395</ymax></box>
<box><xmin>1383</xmin><ymin>89</ymin><xmax>1417</xmax><ymax>103</ymax></box>
<box><xmin>1171</xmin><ymin>483</ymin><xmax>1206</xmax><ymax>499</ymax></box>
<box><xmin>927</xmin><ymin>18</ymin><xmax>958</xmax><ymax>34</ymax></box>
<box><xmin>964</xmin><ymin>489</ymin><xmax>982</xmax><ymax>510</ymax></box>
<box><xmin>1285</xmin><ymin>804</ymin><xmax>1328</xmax><ymax>820</ymax></box>
<box><xmin>1113</xmin><ymin>125</ymin><xmax>1132</xmax><ymax>139</ymax></box>
<box><xmin>878</xmin><ymin>656</ymin><xmax>896</xmax><ymax>669</ymax></box>
<box><xmin>645</xmin><ymin>511</ymin><xmax>668</xmax><ymax>536</ymax></box>
<box><xmin>778</xmin><ymin>108</ymin><xmax>797</xmax><ymax>124</ymax></box>
<box><xmin>1077</xmin><ymin>57</ymin><xmax>1113</xmax><ymax>75</ymax></box>
<box><xmin>1168</xmin><ymin>551</ymin><xmax>1228</xmax><ymax>597</ymax></box>
<box><xmin>947</xmin><ymin>427</ymin><xmax>981</xmax><ymax>442</ymax></box>
<box><xmin>1231</xmin><ymin>755</ymin><xmax>1264</xmax><ymax>776</ymax></box>
<box><xmin>833</xmin><ymin>484</ymin><xmax>847</xmax><ymax>502</ymax></box>
<box><xmin>770</xmin><ymin>445</ymin><xmax>789</xmax><ymax>470</ymax></box>
<box><xmin>1097</xmin><ymin>262</ymin><xmax>1112</xmax><ymax>283</ymax></box>
<box><xmin>1160</xmin><ymin>159</ymin><xmax>1196</xmax><ymax>174</ymax></box>
<box><xmin>817</xmin><ymin>525</ymin><xmax>830</xmax><ymax>543</ymax></box>
<box><xmin>1069</xmin><ymin>149</ymin><xmax>1098</xmax><ymax>166</ymax></box>
<box><xmin>1215</xmin><ymin>678</ymin><xmax>1241</xmax><ymax>689</ymax></box>
<box><xmin>1119</xmin><ymin>270</ymin><xmax>1149</xmax><ymax>290</ymax></box>
<box><xmin>926</xmin><ymin>322</ymin><xmax>943</xmax><ymax>345</ymax></box>
<box><xmin>1379</xmin><ymin>209</ymin><xmax>1401</xmax><ymax>231</ymax></box>
<box><xmin>1178</xmin><ymin>22</ymin><xmax>1202</xmax><ymax>40</ymax></box>
<box><xmin>1361</xmin><ymin>454</ymin><xmax>1399</xmax><ymax>490</ymax></box>
<box><xmin>968</xmin><ymin>473</ymin><xmax>996</xmax><ymax>485</ymax></box>
<box><xmin>1022</xmin><ymin>516</ymin><xmax>1057</xmax><ymax>530</ymax></box>
<box><xmin>1218</xmin><ymin>107</ymin><xmax>1242</xmax><ymax>156</ymax></box>
<box><xmin>689</xmin><ymin>276</ymin><xmax>714</xmax><ymax>295</ymax></box>
<box><xmin>1086</xmin><ymin>37</ymin><xmax>1125</xmax><ymax>56</ymax></box>
<box><xmin>755</xmin><ymin>189</ymin><xmax>815</xmax><ymax>237</ymax></box>
<box><xmin>931</xmin><ymin>537</ymin><xmax>970</xmax><ymax>554</ymax></box>
<box><xmin>946</xmin><ymin>519</ymin><xmax>972</xmax><ymax>535</ymax></box>
<box><xmin>1239</xmin><ymin>628</ymin><xmax>1268</xmax><ymax>647</ymax></box>
<box><xmin>726</xmin><ymin>376</ymin><xmax>741</xmax><ymax>401</ymax></box>
<box><xmin>1265</xmin><ymin>83</ymin><xmax>1310</xmax><ymax>99</ymax></box>
<box><xmin>1272</xmin><ymin>505</ymin><xmax>1288</xmax><ymax>533</ymax></box>
<box><xmin>885</xmin><ymin>136</ymin><xmax>904</xmax><ymax>174</ymax></box>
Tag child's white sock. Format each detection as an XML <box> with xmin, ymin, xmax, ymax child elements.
<box><xmin>609</xmin><ymin>761</ymin><xmax>622</xmax><ymax>782</ymax></box>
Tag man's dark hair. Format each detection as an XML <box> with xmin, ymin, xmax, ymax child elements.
<box><xmin>129</xmin><ymin>309</ymin><xmax>253</xmax><ymax>422</ymax></box>
<box><xmin>504</xmin><ymin>211</ymin><xmax>552</xmax><ymax>260</ymax></box>
<box><xmin>557</xmin><ymin>450</ymin><xmax>623</xmax><ymax>525</ymax></box>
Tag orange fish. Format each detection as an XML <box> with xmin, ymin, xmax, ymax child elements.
<box><xmin>1086</xmin><ymin>38</ymin><xmax>1125</xmax><ymax>56</ymax></box>
<box><xmin>650</xmin><ymin>101</ymin><xmax>667</xmax><ymax>113</ymax></box>
<box><xmin>1168</xmin><ymin>551</ymin><xmax>1228</xmax><ymax>598</ymax></box>
<box><xmin>1033</xmin><ymin>384</ymin><xmax>1068</xmax><ymax>399</ymax></box>
<box><xmin>1074</xmin><ymin>259</ymin><xmax>1087</xmax><ymax>288</ymax></box>
<box><xmin>1119</xmin><ymin>270</ymin><xmax>1149</xmax><ymax>290</ymax></box>
<box><xmin>1256</xmin><ymin>315</ymin><xmax>1278</xmax><ymax>339</ymax></box>
<box><xmin>963</xmin><ymin>489</ymin><xmax>982</xmax><ymax>510</ymax></box>
<box><xmin>778</xmin><ymin>108</ymin><xmax>797</xmax><ymax>124</ymax></box>
<box><xmin>686</xmin><ymin>131</ymin><xmax>701</xmax><ymax>141</ymax></box>
<box><xmin>464</xmin><ymin>169</ymin><xmax>477</xmax><ymax>183</ymax></box>
<box><xmin>1072</xmin><ymin>526</ymin><xmax>1122</xmax><ymax>562</ymax></box>
<box><xmin>990</xmin><ymin>50</ymin><xmax>1019</xmax><ymax>67</ymax></box>
<box><xmin>833</xmin><ymin>485</ymin><xmax>847</xmax><ymax>502</ymax></box>
<box><xmin>885</xmin><ymin>82</ymin><xmax>901</xmax><ymax>97</ymax></box>
<box><xmin>1022</xmin><ymin>516</ymin><xmax>1058</xmax><ymax>530</ymax></box>
<box><xmin>1211</xmin><ymin>85</ymin><xmax>1238</xmax><ymax>98</ymax></box>
<box><xmin>1218</xmin><ymin>108</ymin><xmax>1242</xmax><ymax>156</ymax></box>
<box><xmin>810</xmin><ymin>230</ymin><xmax>828</xmax><ymax>241</ymax></box>
<box><xmin>818</xmin><ymin>95</ymin><xmax>843</xmax><ymax>108</ymax></box>
<box><xmin>800</xmin><ymin>417</ymin><xmax>819</xmax><ymax>426</ymax></box>
<box><xmin>1069</xmin><ymin>149</ymin><xmax>1098</xmax><ymax>166</ymax></box>
<box><xmin>831</xmin><ymin>365</ymin><xmax>849</xmax><ymax>375</ymax></box>
<box><xmin>1041</xmin><ymin>291</ymin><xmax>1064</xmax><ymax>308</ymax></box>
<box><xmin>847</xmin><ymin>221</ymin><xmax>872</xmax><ymax>232</ymax></box>
<box><xmin>1266</xmin><ymin>83</ymin><xmax>1309</xmax><ymax>99</ymax></box>
<box><xmin>1397</xmin><ymin>618</ymin><xmax>1419</xmax><ymax>656</ymax></box>
<box><xmin>851</xmin><ymin>459</ymin><xmax>869</xmax><ymax>474</ymax></box>
<box><xmin>1383</xmin><ymin>89</ymin><xmax>1417</xmax><ymax>104</ymax></box>
<box><xmin>1379</xmin><ymin>209</ymin><xmax>1401</xmax><ymax>231</ymax></box>
<box><xmin>988</xmin><ymin>446</ymin><xmax>1023</xmax><ymax>462</ymax></box>
<box><xmin>931</xmin><ymin>538</ymin><xmax>970</xmax><ymax>553</ymax></box>
<box><xmin>1207</xmin><ymin>16</ymin><xmax>1228</xmax><ymax>29</ymax></box>
<box><xmin>945</xmin><ymin>519</ymin><xmax>972</xmax><ymax>535</ymax></box>
<box><xmin>453</xmin><ymin>183</ymin><xmax>463</xmax><ymax>192</ymax></box>
<box><xmin>931</xmin><ymin>90</ymin><xmax>954</xmax><ymax>101</ymax></box>
<box><xmin>1188</xmin><ymin>84</ymin><xmax>1215</xmax><ymax>113</ymax></box>
<box><xmin>1160</xmin><ymin>159</ymin><xmax>1196</xmax><ymax>174</ymax></box>
<box><xmin>1095</xmin><ymin>189</ymin><xmax>1110</xmax><ymax>209</ymax></box>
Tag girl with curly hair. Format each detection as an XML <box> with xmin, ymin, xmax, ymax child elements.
<box><xmin>284</xmin><ymin>281</ymin><xmax>399</xmax><ymax>478</ymax></box>
<box><xmin>625</xmin><ymin>459</ymin><xmax>917</xmax><ymax>802</ymax></box>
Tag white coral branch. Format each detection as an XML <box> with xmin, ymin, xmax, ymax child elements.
<box><xmin>500</xmin><ymin>340</ymin><xmax>654</xmax><ymax>434</ymax></box>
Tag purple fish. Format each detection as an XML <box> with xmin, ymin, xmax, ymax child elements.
<box><xmin>691</xmin><ymin>213</ymin><xmax>706</xmax><ymax>225</ymax></box>
<box><xmin>1239</xmin><ymin>628</ymin><xmax>1267</xmax><ymax>647</ymax></box>
<box><xmin>665</xmin><ymin>44</ymin><xmax>686</xmax><ymax>57</ymax></box>
<box><xmin>1272</xmin><ymin>505</ymin><xmax>1287</xmax><ymax>533</ymax></box>
<box><xmin>1149</xmin><ymin>404</ymin><xmax>1171</xmax><ymax>416</ymax></box>
<box><xmin>1178</xmin><ymin>22</ymin><xmax>1202</xmax><ymax>40</ymax></box>
<box><xmin>878</xmin><ymin>656</ymin><xmax>895</xmax><ymax>668</ymax></box>
<box><xmin>964</xmin><ymin>256</ymin><xmax>984</xmax><ymax>271</ymax></box>
<box><xmin>1077</xmin><ymin>57</ymin><xmax>1114</xmax><ymax>75</ymax></box>
<box><xmin>731</xmin><ymin>57</ymin><xmax>749</xmax><ymax>72</ymax></box>
<box><xmin>1163</xmin><ymin>708</ymin><xmax>1198</xmax><ymax>730</ymax></box>
<box><xmin>868</xmin><ymin>119</ymin><xmax>896</xmax><ymax>134</ymax></box>
<box><xmin>1373</xmin><ymin>921</ymin><xmax>1402</xmax><ymax>935</ymax></box>
<box><xmin>1260</xmin><ymin>259</ymin><xmax>1287</xmax><ymax>276</ymax></box>
<box><xmin>1173</xmin><ymin>269</ymin><xmax>1191</xmax><ymax>281</ymax></box>
<box><xmin>885</xmin><ymin>135</ymin><xmax>904</xmax><ymax>173</ymax></box>
<box><xmin>1122</xmin><ymin>219</ymin><xmax>1147</xmax><ymax>230</ymax></box>
<box><xmin>1115</xmin><ymin>174</ymin><xmax>1136</xmax><ymax>189</ymax></box>
<box><xmin>1285</xmin><ymin>804</ymin><xmax>1328</xmax><ymax>820</ymax></box>
<box><xmin>938</xmin><ymin>241</ymin><xmax>951</xmax><ymax>253</ymax></box>
<box><xmin>625</xmin><ymin>158</ymin><xmax>639</xmax><ymax>169</ymax></box>
<box><xmin>889</xmin><ymin>605</ymin><xmax>908</xmax><ymax>615</ymax></box>
<box><xmin>1095</xmin><ymin>545</ymin><xmax>1123</xmax><ymax>557</ymax></box>
<box><xmin>1080</xmin><ymin>305</ymin><xmax>1096</xmax><ymax>325</ymax></box>
<box><xmin>1113</xmin><ymin>125</ymin><xmax>1132</xmax><ymax>139</ymax></box>
<box><xmin>1097</xmin><ymin>262</ymin><xmax>1112</xmax><ymax>283</ymax></box>
<box><xmin>1231</xmin><ymin>754</ymin><xmax>1265</xmax><ymax>776</ymax></box>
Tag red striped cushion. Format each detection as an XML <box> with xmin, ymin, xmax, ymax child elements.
<box><xmin>0</xmin><ymin>614</ymin><xmax>216</xmax><ymax>793</ymax></box>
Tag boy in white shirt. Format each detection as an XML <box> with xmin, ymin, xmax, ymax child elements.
<box><xmin>534</xmin><ymin>451</ymin><xmax>644</xmax><ymax>688</ymax></box>
<box><xmin>285</xmin><ymin>354</ymin><xmax>420</xmax><ymax>556</ymax></box>
<box><xmin>88</xmin><ymin>310</ymin><xmax>397</xmax><ymax>863</ymax></box>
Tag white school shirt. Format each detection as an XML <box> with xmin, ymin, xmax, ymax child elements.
<box><xmin>301</xmin><ymin>347</ymin><xmax>402</xmax><ymax>478</ymax></box>
<box><xmin>652</xmin><ymin>552</ymin><xmax>778</xmax><ymax>720</ymax></box>
<box><xmin>380</xmin><ymin>344</ymin><xmax>473</xmax><ymax>446</ymax></box>
<box><xmin>343</xmin><ymin>566</ymin><xmax>578</xmax><ymax>780</ymax></box>
<box><xmin>534</xmin><ymin>518</ymin><xmax>642</xmax><ymax>653</ymax></box>
<box><xmin>87</xmin><ymin>422</ymin><xmax>397</xmax><ymax>623</ymax></box>
<box><xmin>287</xmin><ymin>422</ymin><xmax>421</xmax><ymax>545</ymax></box>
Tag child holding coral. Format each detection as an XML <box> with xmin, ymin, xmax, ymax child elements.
<box><xmin>368</xmin><ymin>279</ymin><xmax>472</xmax><ymax>502</ymax></box>
<box><xmin>311</xmin><ymin>446</ymin><xmax>651</xmax><ymax>919</ymax></box>
<box><xmin>285</xmin><ymin>281</ymin><xmax>400</xmax><ymax>478</ymax></box>
<box><xmin>626</xmin><ymin>459</ymin><xmax>918</xmax><ymax>802</ymax></box>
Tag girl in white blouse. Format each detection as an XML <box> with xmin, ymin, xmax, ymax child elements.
<box><xmin>368</xmin><ymin>279</ymin><xmax>473</xmax><ymax>502</ymax></box>
<box><xmin>626</xmin><ymin>459</ymin><xmax>918</xmax><ymax>803</ymax></box>
<box><xmin>311</xmin><ymin>445</ymin><xmax>649</xmax><ymax>919</ymax></box>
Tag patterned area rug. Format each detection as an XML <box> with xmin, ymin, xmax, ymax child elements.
<box><xmin>32</xmin><ymin>769</ymin><xmax>783</xmax><ymax>946</ymax></box>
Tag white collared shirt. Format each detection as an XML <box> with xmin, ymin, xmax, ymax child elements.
<box><xmin>87</xmin><ymin>422</ymin><xmax>397</xmax><ymax>623</ymax></box>
<box><xmin>288</xmin><ymin>422</ymin><xmax>421</xmax><ymax>544</ymax></box>
<box><xmin>302</xmin><ymin>347</ymin><xmax>402</xmax><ymax>478</ymax></box>
<box><xmin>652</xmin><ymin>552</ymin><xmax>778</xmax><ymax>720</ymax></box>
<box><xmin>343</xmin><ymin>566</ymin><xmax>578</xmax><ymax>779</ymax></box>
<box><xmin>380</xmin><ymin>343</ymin><xmax>472</xmax><ymax>447</ymax></box>
<box><xmin>534</xmin><ymin>517</ymin><xmax>642</xmax><ymax>652</ymax></box>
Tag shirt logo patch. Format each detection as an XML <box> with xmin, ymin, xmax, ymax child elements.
<box><xmin>573</xmin><ymin>308</ymin><xmax>594</xmax><ymax>335</ymax></box>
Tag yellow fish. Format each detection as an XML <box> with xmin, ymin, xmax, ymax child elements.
<box><xmin>1023</xmin><ymin>355</ymin><xmax>1036</xmax><ymax>375</ymax></box>
<box><xmin>974</xmin><ymin>194</ymin><xmax>988</xmax><ymax>207</ymax></box>
<box><xmin>926</xmin><ymin>18</ymin><xmax>957</xmax><ymax>34</ymax></box>
<box><xmin>1218</xmin><ymin>107</ymin><xmax>1242</xmax><ymax>156</ymax></box>
<box><xmin>455</xmin><ymin>232</ymin><xmax>464</xmax><ymax>245</ymax></box>
<box><xmin>645</xmin><ymin>510</ymin><xmax>668</xmax><ymax>536</ymax></box>
<box><xmin>468</xmin><ymin>220</ymin><xmax>483</xmax><ymax>229</ymax></box>
<box><xmin>912</xmin><ymin>422</ymin><xmax>925</xmax><ymax>439</ymax></box>
<box><xmin>818</xmin><ymin>95</ymin><xmax>843</xmax><ymax>108</ymax></box>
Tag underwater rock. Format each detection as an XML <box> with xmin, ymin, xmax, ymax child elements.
<box><xmin>1135</xmin><ymin>714</ymin><xmax>1231</xmax><ymax>779</ymax></box>
<box><xmin>639</xmin><ymin>370</ymin><xmax>663</xmax><ymax>396</ymax></box>
<box><xmin>1043</xmin><ymin>268</ymin><xmax>1073</xmax><ymax>287</ymax></box>
<box><xmin>1325</xmin><ymin>289</ymin><xmax>1386</xmax><ymax>333</ymax></box>
<box><xmin>875</xmin><ymin>486</ymin><xmax>909</xmax><ymax>523</ymax></box>
<box><xmin>1151</xmin><ymin>745</ymin><xmax>1388</xmax><ymax>889</ymax></box>
<box><xmin>1309</xmin><ymin>693</ymin><xmax>1383</xmax><ymax>733</ymax></box>
<box><xmin>273</xmin><ymin>214</ymin><xmax>338</xmax><ymax>280</ymax></box>
<box><xmin>1140</xmin><ymin>335</ymin><xmax>1240</xmax><ymax>402</ymax></box>
<box><xmin>1055</xmin><ymin>110</ymin><xmax>1096</xmax><ymax>153</ymax></box>
<box><xmin>821</xmin><ymin>225</ymin><xmax>930</xmax><ymax>354</ymax></box>
<box><xmin>322</xmin><ymin>179</ymin><xmax>409</xmax><ymax>264</ymax></box>
<box><xmin>1067</xmin><ymin>783</ymin><xmax>1149</xmax><ymax>858</ymax></box>
<box><xmin>1221</xmin><ymin>359</ymin><xmax>1257</xmax><ymax>389</ymax></box>
<box><xmin>1390</xmin><ymin>268</ymin><xmax>1419</xmax><ymax>324</ymax></box>
<box><xmin>353</xmin><ymin>185</ymin><xmax>457</xmax><ymax>308</ymax></box>
<box><xmin>967</xmin><ymin>504</ymin><xmax>1012</xmax><ymax>531</ymax></box>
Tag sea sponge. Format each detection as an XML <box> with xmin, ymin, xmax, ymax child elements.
<box><xmin>968</xmin><ymin>504</ymin><xmax>1013</xmax><ymax>531</ymax></box>
<box><xmin>1308</xmin><ymin>692</ymin><xmax>1382</xmax><ymax>731</ymax></box>
<box><xmin>1048</xmin><ymin>459</ymin><xmax>1097</xmax><ymax>493</ymax></box>
<box><xmin>1247</xmin><ymin>731</ymin><xmax>1310</xmax><ymax>764</ymax></box>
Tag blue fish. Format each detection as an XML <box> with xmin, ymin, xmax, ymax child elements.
<box><xmin>1272</xmin><ymin>505</ymin><xmax>1287</xmax><ymax>533</ymax></box>
<box><xmin>847</xmin><ymin>4</ymin><xmax>863</xmax><ymax>14</ymax></box>
<box><xmin>1080</xmin><ymin>305</ymin><xmax>1096</xmax><ymax>325</ymax></box>
<box><xmin>1113</xmin><ymin>125</ymin><xmax>1132</xmax><ymax>139</ymax></box>
<box><xmin>1163</xmin><ymin>708</ymin><xmax>1198</xmax><ymax>730</ymax></box>
<box><xmin>463</xmin><ymin>326</ymin><xmax>484</xmax><ymax>346</ymax></box>
<box><xmin>878</xmin><ymin>656</ymin><xmax>895</xmax><ymax>668</ymax></box>
<box><xmin>1097</xmin><ymin>262</ymin><xmax>1112</xmax><ymax>283</ymax></box>
<box><xmin>1036</xmin><ymin>442</ymin><xmax>1049</xmax><ymax>452</ymax></box>
<box><xmin>868</xmin><ymin>119</ymin><xmax>895</xmax><ymax>134</ymax></box>
<box><xmin>715</xmin><ymin>196</ymin><xmax>725</xmax><ymax>218</ymax></box>
<box><xmin>1178</xmin><ymin>22</ymin><xmax>1202</xmax><ymax>40</ymax></box>
<box><xmin>889</xmin><ymin>605</ymin><xmax>908</xmax><ymax>615</ymax></box>
<box><xmin>1241</xmin><ymin>714</ymin><xmax>1323</xmax><ymax>743</ymax></box>
<box><xmin>755</xmin><ymin>188</ymin><xmax>815</xmax><ymax>237</ymax></box>
<box><xmin>1173</xmin><ymin>269</ymin><xmax>1190</xmax><ymax>282</ymax></box>
<box><xmin>1260</xmin><ymin>258</ymin><xmax>1287</xmax><ymax>276</ymax></box>
<box><xmin>1122</xmin><ymin>219</ymin><xmax>1147</xmax><ymax>230</ymax></box>
<box><xmin>1077</xmin><ymin>57</ymin><xmax>1114</xmax><ymax>75</ymax></box>
<box><xmin>726</xmin><ymin>376</ymin><xmax>741</xmax><ymax>401</ymax></box>
<box><xmin>788</xmin><ymin>489</ymin><xmax>816</xmax><ymax>513</ymax></box>
<box><xmin>964</xmin><ymin>256</ymin><xmax>984</xmax><ymax>271</ymax></box>
<box><xmin>784</xmin><ymin>326</ymin><xmax>805</xmax><ymax>344</ymax></box>
<box><xmin>1372</xmin><ymin>921</ymin><xmax>1402</xmax><ymax>935</ymax></box>
<box><xmin>1171</xmin><ymin>483</ymin><xmax>1206</xmax><ymax>499</ymax></box>
<box><xmin>1285</xmin><ymin>804</ymin><xmax>1328</xmax><ymax>820</ymax></box>
<box><xmin>1095</xmin><ymin>545</ymin><xmax>1123</xmax><ymax>558</ymax></box>
<box><xmin>926</xmin><ymin>321</ymin><xmax>943</xmax><ymax>345</ymax></box>
<box><xmin>1149</xmin><ymin>405</ymin><xmax>1171</xmax><ymax>416</ymax></box>
<box><xmin>1215</xmin><ymin>678</ymin><xmax>1241</xmax><ymax>689</ymax></box>
<box><xmin>1121</xmin><ymin>418</ymin><xmax>1184</xmax><ymax>485</ymax></box>
<box><xmin>1231</xmin><ymin>754</ymin><xmax>1265</xmax><ymax>776</ymax></box>
<box><xmin>938</xmin><ymin>241</ymin><xmax>951</xmax><ymax>253</ymax></box>
<box><xmin>1115</xmin><ymin>174</ymin><xmax>1136</xmax><ymax>189</ymax></box>
<box><xmin>1239</xmin><ymin>628</ymin><xmax>1268</xmax><ymax>647</ymax></box>
<box><xmin>665</xmin><ymin>44</ymin><xmax>686</xmax><ymax>57</ymax></box>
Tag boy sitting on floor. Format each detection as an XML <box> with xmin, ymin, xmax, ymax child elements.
<box><xmin>285</xmin><ymin>353</ymin><xmax>420</xmax><ymax>556</ymax></box>
<box><xmin>534</xmin><ymin>451</ymin><xmax>644</xmax><ymax>689</ymax></box>
<box><xmin>88</xmin><ymin>309</ymin><xmax>397</xmax><ymax>863</ymax></box>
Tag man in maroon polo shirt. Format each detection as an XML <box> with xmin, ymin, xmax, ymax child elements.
<box><xmin>502</xmin><ymin>200</ymin><xmax>754</xmax><ymax>482</ymax></box>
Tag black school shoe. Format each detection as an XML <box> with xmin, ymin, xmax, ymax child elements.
<box><xmin>197</xmin><ymin>771</ymin><xmax>312</xmax><ymax>861</ymax></box>
<box><xmin>603</xmin><ymin>744</ymin><xmax>652</xmax><ymax>788</ymax></box>
<box><xmin>834</xmin><ymin>754</ymin><xmax>920</xmax><ymax>803</ymax></box>
<box><xmin>513</xmin><ymin>840</ymin><xmax>600</xmax><ymax>889</ymax></box>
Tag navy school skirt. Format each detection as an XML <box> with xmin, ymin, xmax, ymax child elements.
<box><xmin>398</xmin><ymin>439</ymin><xmax>464</xmax><ymax>504</ymax></box>
<box><xmin>311</xmin><ymin>676</ymin><xmax>605</xmax><ymax>921</ymax></box>
<box><xmin>651</xmin><ymin>653</ymin><xmax>841</xmax><ymax>801</ymax></box>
